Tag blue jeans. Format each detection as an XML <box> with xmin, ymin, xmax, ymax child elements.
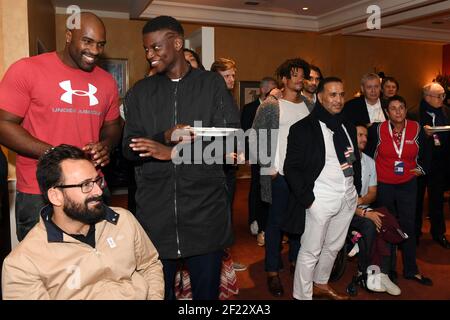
<box><xmin>265</xmin><ymin>174</ymin><xmax>300</xmax><ymax>272</ymax></box>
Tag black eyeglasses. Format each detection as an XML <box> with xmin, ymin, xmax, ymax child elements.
<box><xmin>55</xmin><ymin>176</ymin><xmax>105</xmax><ymax>193</ymax></box>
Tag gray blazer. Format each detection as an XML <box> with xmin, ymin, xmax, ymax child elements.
<box><xmin>250</xmin><ymin>96</ymin><xmax>280</xmax><ymax>204</ymax></box>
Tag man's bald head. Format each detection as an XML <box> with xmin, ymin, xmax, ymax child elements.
<box><xmin>423</xmin><ymin>82</ymin><xmax>445</xmax><ymax>109</ymax></box>
<box><xmin>64</xmin><ymin>12</ymin><xmax>106</xmax><ymax>72</ymax></box>
<box><xmin>68</xmin><ymin>12</ymin><xmax>105</xmax><ymax>33</ymax></box>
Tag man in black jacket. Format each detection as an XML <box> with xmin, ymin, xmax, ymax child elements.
<box><xmin>284</xmin><ymin>77</ymin><xmax>361</xmax><ymax>300</ymax></box>
<box><xmin>416</xmin><ymin>82</ymin><xmax>450</xmax><ymax>249</ymax></box>
<box><xmin>122</xmin><ymin>16</ymin><xmax>240</xmax><ymax>300</ymax></box>
<box><xmin>342</xmin><ymin>73</ymin><xmax>387</xmax><ymax>126</ymax></box>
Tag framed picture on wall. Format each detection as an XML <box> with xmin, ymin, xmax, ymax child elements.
<box><xmin>97</xmin><ymin>58</ymin><xmax>129</xmax><ymax>98</ymax></box>
<box><xmin>238</xmin><ymin>81</ymin><xmax>260</xmax><ymax>109</ymax></box>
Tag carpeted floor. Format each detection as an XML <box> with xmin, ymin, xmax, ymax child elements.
<box><xmin>111</xmin><ymin>177</ymin><xmax>450</xmax><ymax>300</ymax></box>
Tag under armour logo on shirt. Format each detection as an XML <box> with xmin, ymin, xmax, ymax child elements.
<box><xmin>59</xmin><ymin>80</ymin><xmax>99</xmax><ymax>106</ymax></box>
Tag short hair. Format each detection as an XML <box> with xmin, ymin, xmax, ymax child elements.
<box><xmin>317</xmin><ymin>76</ymin><xmax>343</xmax><ymax>94</ymax></box>
<box><xmin>183</xmin><ymin>48</ymin><xmax>205</xmax><ymax>70</ymax></box>
<box><xmin>36</xmin><ymin>144</ymin><xmax>89</xmax><ymax>203</ymax></box>
<box><xmin>142</xmin><ymin>15</ymin><xmax>184</xmax><ymax>36</ymax></box>
<box><xmin>387</xmin><ymin>95</ymin><xmax>407</xmax><ymax>109</ymax></box>
<box><xmin>356</xmin><ymin>124</ymin><xmax>368</xmax><ymax>131</ymax></box>
<box><xmin>382</xmin><ymin>76</ymin><xmax>400</xmax><ymax>91</ymax></box>
<box><xmin>360</xmin><ymin>73</ymin><xmax>381</xmax><ymax>86</ymax></box>
<box><xmin>260</xmin><ymin>77</ymin><xmax>277</xmax><ymax>88</ymax></box>
<box><xmin>275</xmin><ymin>58</ymin><xmax>310</xmax><ymax>81</ymax></box>
<box><xmin>309</xmin><ymin>65</ymin><xmax>324</xmax><ymax>80</ymax></box>
<box><xmin>210</xmin><ymin>58</ymin><xmax>237</xmax><ymax>73</ymax></box>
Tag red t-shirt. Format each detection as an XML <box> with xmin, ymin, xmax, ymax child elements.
<box><xmin>0</xmin><ymin>52</ymin><xmax>120</xmax><ymax>194</ymax></box>
<box><xmin>374</xmin><ymin>120</ymin><xmax>421</xmax><ymax>184</ymax></box>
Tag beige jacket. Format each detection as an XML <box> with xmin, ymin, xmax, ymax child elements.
<box><xmin>2</xmin><ymin>206</ymin><xmax>164</xmax><ymax>300</ymax></box>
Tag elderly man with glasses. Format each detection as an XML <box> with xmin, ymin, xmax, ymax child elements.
<box><xmin>415</xmin><ymin>83</ymin><xmax>450</xmax><ymax>249</ymax></box>
<box><xmin>2</xmin><ymin>144</ymin><xmax>164</xmax><ymax>300</ymax></box>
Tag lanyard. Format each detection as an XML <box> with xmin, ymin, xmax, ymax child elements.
<box><xmin>388</xmin><ymin>120</ymin><xmax>407</xmax><ymax>159</ymax></box>
<box><xmin>426</xmin><ymin>111</ymin><xmax>436</xmax><ymax>127</ymax></box>
<box><xmin>341</xmin><ymin>125</ymin><xmax>354</xmax><ymax>150</ymax></box>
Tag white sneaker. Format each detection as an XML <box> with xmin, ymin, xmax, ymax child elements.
<box><xmin>366</xmin><ymin>272</ymin><xmax>386</xmax><ymax>292</ymax></box>
<box><xmin>348</xmin><ymin>243</ymin><xmax>359</xmax><ymax>257</ymax></box>
<box><xmin>250</xmin><ymin>220</ymin><xmax>259</xmax><ymax>236</ymax></box>
<box><xmin>380</xmin><ymin>273</ymin><xmax>401</xmax><ymax>296</ymax></box>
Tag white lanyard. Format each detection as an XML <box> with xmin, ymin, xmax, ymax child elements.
<box><xmin>388</xmin><ymin>120</ymin><xmax>407</xmax><ymax>159</ymax></box>
<box><xmin>341</xmin><ymin>125</ymin><xmax>354</xmax><ymax>151</ymax></box>
<box><xmin>426</xmin><ymin>111</ymin><xmax>436</xmax><ymax>127</ymax></box>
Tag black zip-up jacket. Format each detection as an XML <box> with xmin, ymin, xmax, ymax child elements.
<box><xmin>122</xmin><ymin>67</ymin><xmax>240</xmax><ymax>259</ymax></box>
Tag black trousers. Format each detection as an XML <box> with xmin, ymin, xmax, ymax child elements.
<box><xmin>161</xmin><ymin>250</ymin><xmax>223</xmax><ymax>300</ymax></box>
<box><xmin>415</xmin><ymin>175</ymin><xmax>427</xmax><ymax>238</ymax></box>
<box><xmin>377</xmin><ymin>178</ymin><xmax>419</xmax><ymax>277</ymax></box>
<box><xmin>248</xmin><ymin>164</ymin><xmax>269</xmax><ymax>231</ymax></box>
<box><xmin>350</xmin><ymin>215</ymin><xmax>377</xmax><ymax>273</ymax></box>
<box><xmin>427</xmin><ymin>160</ymin><xmax>449</xmax><ymax>238</ymax></box>
<box><xmin>224</xmin><ymin>165</ymin><xmax>237</xmax><ymax>218</ymax></box>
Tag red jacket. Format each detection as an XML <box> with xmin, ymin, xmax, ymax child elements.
<box><xmin>372</xmin><ymin>120</ymin><xmax>425</xmax><ymax>184</ymax></box>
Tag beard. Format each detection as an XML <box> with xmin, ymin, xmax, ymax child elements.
<box><xmin>64</xmin><ymin>195</ymin><xmax>106</xmax><ymax>225</ymax></box>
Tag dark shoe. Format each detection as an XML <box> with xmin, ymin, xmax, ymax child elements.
<box><xmin>346</xmin><ymin>276</ymin><xmax>359</xmax><ymax>297</ymax></box>
<box><xmin>313</xmin><ymin>284</ymin><xmax>350</xmax><ymax>300</ymax></box>
<box><xmin>267</xmin><ymin>275</ymin><xmax>284</xmax><ymax>297</ymax></box>
<box><xmin>404</xmin><ymin>274</ymin><xmax>433</xmax><ymax>286</ymax></box>
<box><xmin>432</xmin><ymin>235</ymin><xmax>450</xmax><ymax>249</ymax></box>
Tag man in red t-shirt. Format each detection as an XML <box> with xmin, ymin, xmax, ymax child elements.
<box><xmin>0</xmin><ymin>12</ymin><xmax>121</xmax><ymax>241</ymax></box>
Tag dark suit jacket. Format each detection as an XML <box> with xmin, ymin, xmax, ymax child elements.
<box><xmin>418</xmin><ymin>100</ymin><xmax>450</xmax><ymax>175</ymax></box>
<box><xmin>241</xmin><ymin>99</ymin><xmax>260</xmax><ymax>131</ymax></box>
<box><xmin>343</xmin><ymin>96</ymin><xmax>388</xmax><ymax>126</ymax></box>
<box><xmin>282</xmin><ymin>113</ymin><xmax>361</xmax><ymax>235</ymax></box>
<box><xmin>241</xmin><ymin>99</ymin><xmax>260</xmax><ymax>160</ymax></box>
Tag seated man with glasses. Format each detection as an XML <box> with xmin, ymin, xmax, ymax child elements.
<box><xmin>2</xmin><ymin>144</ymin><xmax>164</xmax><ymax>300</ymax></box>
<box><xmin>415</xmin><ymin>82</ymin><xmax>450</xmax><ymax>249</ymax></box>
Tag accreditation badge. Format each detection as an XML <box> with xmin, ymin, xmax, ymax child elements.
<box><xmin>394</xmin><ymin>160</ymin><xmax>404</xmax><ymax>175</ymax></box>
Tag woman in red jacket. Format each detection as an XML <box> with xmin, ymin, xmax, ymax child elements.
<box><xmin>367</xmin><ymin>95</ymin><xmax>432</xmax><ymax>286</ymax></box>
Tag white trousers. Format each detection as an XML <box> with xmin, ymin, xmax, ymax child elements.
<box><xmin>293</xmin><ymin>193</ymin><xmax>357</xmax><ymax>300</ymax></box>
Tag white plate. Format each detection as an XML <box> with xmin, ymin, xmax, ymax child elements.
<box><xmin>428</xmin><ymin>125</ymin><xmax>450</xmax><ymax>133</ymax></box>
<box><xmin>191</xmin><ymin>127</ymin><xmax>239</xmax><ymax>137</ymax></box>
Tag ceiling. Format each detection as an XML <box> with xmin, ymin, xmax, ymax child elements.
<box><xmin>157</xmin><ymin>0</ymin><xmax>360</xmax><ymax>16</ymax></box>
<box><xmin>53</xmin><ymin>0</ymin><xmax>132</xmax><ymax>12</ymax></box>
<box><xmin>407</xmin><ymin>11</ymin><xmax>450</xmax><ymax>30</ymax></box>
<box><xmin>52</xmin><ymin>0</ymin><xmax>450</xmax><ymax>43</ymax></box>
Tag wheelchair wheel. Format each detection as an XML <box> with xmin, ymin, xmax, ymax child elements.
<box><xmin>329</xmin><ymin>244</ymin><xmax>347</xmax><ymax>282</ymax></box>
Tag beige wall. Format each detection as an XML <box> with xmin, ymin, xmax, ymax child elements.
<box><xmin>0</xmin><ymin>0</ymin><xmax>29</xmax><ymax>168</ymax></box>
<box><xmin>213</xmin><ymin>25</ymin><xmax>442</xmax><ymax>113</ymax></box>
<box><xmin>27</xmin><ymin>0</ymin><xmax>56</xmax><ymax>56</ymax></box>
<box><xmin>54</xmin><ymin>14</ymin><xmax>443</xmax><ymax>114</ymax></box>
<box><xmin>1</xmin><ymin>0</ymin><xmax>29</xmax><ymax>75</ymax></box>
